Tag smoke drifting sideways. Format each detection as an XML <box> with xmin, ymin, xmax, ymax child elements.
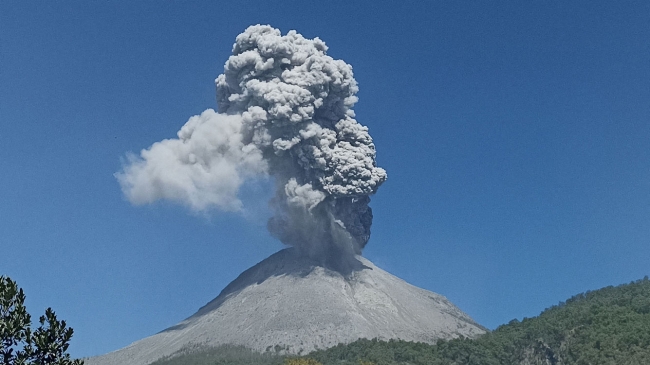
<box><xmin>116</xmin><ymin>25</ymin><xmax>387</xmax><ymax>270</ymax></box>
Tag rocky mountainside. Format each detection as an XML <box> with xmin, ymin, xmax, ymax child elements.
<box><xmin>87</xmin><ymin>249</ymin><xmax>485</xmax><ymax>365</ymax></box>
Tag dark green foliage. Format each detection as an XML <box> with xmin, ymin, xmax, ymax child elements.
<box><xmin>304</xmin><ymin>337</ymin><xmax>498</xmax><ymax>365</ymax></box>
<box><xmin>0</xmin><ymin>276</ymin><xmax>83</xmax><ymax>365</ymax></box>
<box><xmin>151</xmin><ymin>276</ymin><xmax>650</xmax><ymax>365</ymax></box>
<box><xmin>149</xmin><ymin>344</ymin><xmax>284</xmax><ymax>365</ymax></box>
<box><xmin>308</xmin><ymin>276</ymin><xmax>650</xmax><ymax>365</ymax></box>
<box><xmin>1</xmin><ymin>277</ymin><xmax>31</xmax><ymax>365</ymax></box>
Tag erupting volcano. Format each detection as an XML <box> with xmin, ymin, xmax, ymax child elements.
<box><xmin>89</xmin><ymin>25</ymin><xmax>485</xmax><ymax>365</ymax></box>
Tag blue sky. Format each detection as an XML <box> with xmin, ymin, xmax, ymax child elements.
<box><xmin>1</xmin><ymin>0</ymin><xmax>649</xmax><ymax>359</ymax></box>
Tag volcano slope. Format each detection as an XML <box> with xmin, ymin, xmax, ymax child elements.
<box><xmin>87</xmin><ymin>249</ymin><xmax>485</xmax><ymax>365</ymax></box>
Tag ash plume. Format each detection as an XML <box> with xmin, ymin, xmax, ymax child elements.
<box><xmin>117</xmin><ymin>25</ymin><xmax>386</xmax><ymax>266</ymax></box>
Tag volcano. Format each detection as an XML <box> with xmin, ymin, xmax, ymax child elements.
<box><xmin>87</xmin><ymin>249</ymin><xmax>485</xmax><ymax>365</ymax></box>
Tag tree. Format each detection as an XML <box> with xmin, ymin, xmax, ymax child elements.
<box><xmin>0</xmin><ymin>276</ymin><xmax>83</xmax><ymax>365</ymax></box>
<box><xmin>283</xmin><ymin>358</ymin><xmax>322</xmax><ymax>365</ymax></box>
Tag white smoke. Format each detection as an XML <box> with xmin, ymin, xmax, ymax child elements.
<box><xmin>116</xmin><ymin>110</ymin><xmax>267</xmax><ymax>211</ymax></box>
<box><xmin>117</xmin><ymin>25</ymin><xmax>387</xmax><ymax>267</ymax></box>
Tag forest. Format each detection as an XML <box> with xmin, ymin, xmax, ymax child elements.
<box><xmin>149</xmin><ymin>276</ymin><xmax>650</xmax><ymax>365</ymax></box>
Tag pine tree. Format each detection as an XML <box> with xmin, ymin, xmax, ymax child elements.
<box><xmin>0</xmin><ymin>276</ymin><xmax>83</xmax><ymax>365</ymax></box>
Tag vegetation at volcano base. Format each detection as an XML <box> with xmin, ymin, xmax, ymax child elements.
<box><xmin>152</xmin><ymin>276</ymin><xmax>650</xmax><ymax>365</ymax></box>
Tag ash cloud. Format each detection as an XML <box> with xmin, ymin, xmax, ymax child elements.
<box><xmin>117</xmin><ymin>25</ymin><xmax>386</xmax><ymax>265</ymax></box>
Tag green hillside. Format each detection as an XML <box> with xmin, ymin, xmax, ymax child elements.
<box><xmin>152</xmin><ymin>276</ymin><xmax>650</xmax><ymax>365</ymax></box>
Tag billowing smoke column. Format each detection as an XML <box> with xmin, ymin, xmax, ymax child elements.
<box><xmin>117</xmin><ymin>25</ymin><xmax>386</xmax><ymax>267</ymax></box>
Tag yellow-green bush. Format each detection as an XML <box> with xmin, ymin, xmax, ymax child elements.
<box><xmin>283</xmin><ymin>358</ymin><xmax>322</xmax><ymax>365</ymax></box>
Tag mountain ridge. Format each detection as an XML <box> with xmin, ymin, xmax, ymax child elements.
<box><xmin>148</xmin><ymin>276</ymin><xmax>650</xmax><ymax>365</ymax></box>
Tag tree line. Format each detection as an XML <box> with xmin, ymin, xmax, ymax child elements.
<box><xmin>152</xmin><ymin>276</ymin><xmax>650</xmax><ymax>365</ymax></box>
<box><xmin>4</xmin><ymin>275</ymin><xmax>649</xmax><ymax>365</ymax></box>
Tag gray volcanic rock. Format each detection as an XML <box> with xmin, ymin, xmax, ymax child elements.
<box><xmin>87</xmin><ymin>249</ymin><xmax>485</xmax><ymax>365</ymax></box>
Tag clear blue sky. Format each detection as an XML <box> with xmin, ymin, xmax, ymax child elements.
<box><xmin>1</xmin><ymin>1</ymin><xmax>648</xmax><ymax>359</ymax></box>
